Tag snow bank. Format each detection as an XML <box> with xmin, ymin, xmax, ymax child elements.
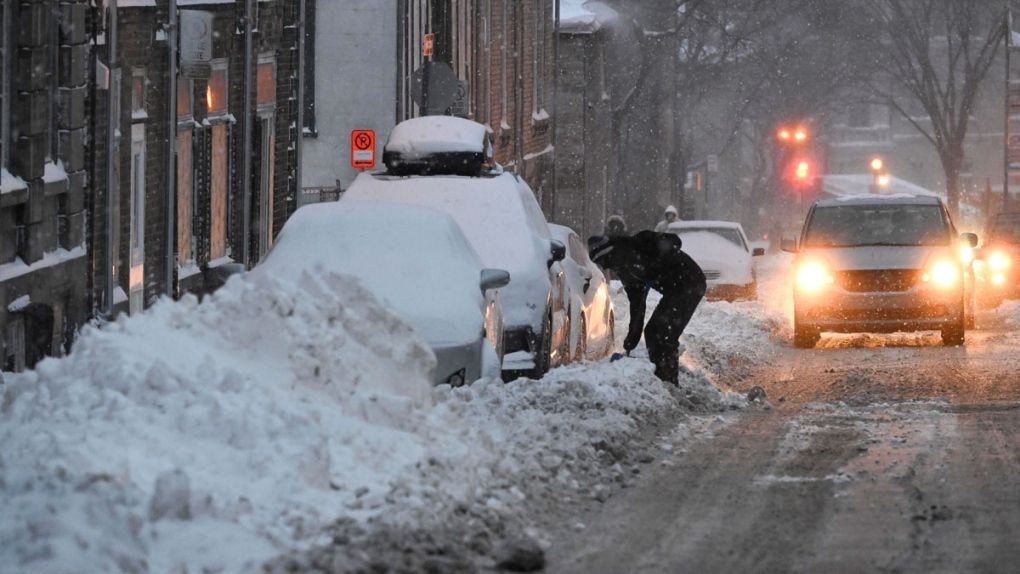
<box><xmin>2</xmin><ymin>259</ymin><xmax>785</xmax><ymax>573</ymax></box>
<box><xmin>0</xmin><ymin>272</ymin><xmax>438</xmax><ymax>573</ymax></box>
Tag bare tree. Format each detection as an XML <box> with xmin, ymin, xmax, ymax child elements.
<box><xmin>864</xmin><ymin>0</ymin><xmax>1006</xmax><ymax>216</ymax></box>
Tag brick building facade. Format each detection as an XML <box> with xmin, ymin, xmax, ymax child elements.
<box><xmin>1</xmin><ymin>0</ymin><xmax>91</xmax><ymax>371</ymax></box>
<box><xmin>396</xmin><ymin>0</ymin><xmax>557</xmax><ymax>215</ymax></box>
<box><xmin>0</xmin><ymin>0</ymin><xmax>304</xmax><ymax>372</ymax></box>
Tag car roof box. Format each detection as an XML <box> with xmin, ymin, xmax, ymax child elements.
<box><xmin>383</xmin><ymin>116</ymin><xmax>493</xmax><ymax>176</ymax></box>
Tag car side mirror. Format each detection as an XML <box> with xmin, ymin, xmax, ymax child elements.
<box><xmin>780</xmin><ymin>237</ymin><xmax>799</xmax><ymax>253</ymax></box>
<box><xmin>752</xmin><ymin>247</ymin><xmax>766</xmax><ymax>257</ymax></box>
<box><xmin>550</xmin><ymin>240</ymin><xmax>566</xmax><ymax>264</ymax></box>
<box><xmin>480</xmin><ymin>268</ymin><xmax>511</xmax><ymax>293</ymax></box>
<box><xmin>961</xmin><ymin>232</ymin><xmax>978</xmax><ymax>248</ymax></box>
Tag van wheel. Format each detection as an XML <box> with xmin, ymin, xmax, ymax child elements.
<box><xmin>941</xmin><ymin>314</ymin><xmax>965</xmax><ymax>347</ymax></box>
<box><xmin>793</xmin><ymin>319</ymin><xmax>819</xmax><ymax>349</ymax></box>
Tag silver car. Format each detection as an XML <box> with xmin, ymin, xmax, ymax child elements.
<box><xmin>783</xmin><ymin>195</ymin><xmax>977</xmax><ymax>348</ymax></box>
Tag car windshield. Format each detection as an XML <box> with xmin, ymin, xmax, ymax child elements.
<box><xmin>677</xmin><ymin>228</ymin><xmax>746</xmax><ymax>250</ymax></box>
<box><xmin>802</xmin><ymin>204</ymin><xmax>949</xmax><ymax>248</ymax></box>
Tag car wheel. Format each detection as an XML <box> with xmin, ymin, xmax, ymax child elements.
<box><xmin>574</xmin><ymin>315</ymin><xmax>587</xmax><ymax>363</ymax></box>
<box><xmin>941</xmin><ymin>308</ymin><xmax>966</xmax><ymax>347</ymax></box>
<box><xmin>793</xmin><ymin>317</ymin><xmax>819</xmax><ymax>349</ymax></box>
<box><xmin>530</xmin><ymin>311</ymin><xmax>554</xmax><ymax>378</ymax></box>
<box><xmin>607</xmin><ymin>310</ymin><xmax>616</xmax><ymax>357</ymax></box>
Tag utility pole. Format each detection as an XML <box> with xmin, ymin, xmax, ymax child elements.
<box><xmin>165</xmin><ymin>0</ymin><xmax>178</xmax><ymax>297</ymax></box>
<box><xmin>241</xmin><ymin>0</ymin><xmax>254</xmax><ymax>267</ymax></box>
<box><xmin>1005</xmin><ymin>8</ymin><xmax>1012</xmax><ymax>212</ymax></box>
<box><xmin>105</xmin><ymin>0</ymin><xmax>119</xmax><ymax>316</ymax></box>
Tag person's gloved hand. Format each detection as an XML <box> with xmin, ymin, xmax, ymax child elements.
<box><xmin>609</xmin><ymin>352</ymin><xmax>625</xmax><ymax>362</ymax></box>
<box><xmin>623</xmin><ymin>332</ymin><xmax>641</xmax><ymax>354</ymax></box>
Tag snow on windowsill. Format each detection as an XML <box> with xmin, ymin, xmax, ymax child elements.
<box><xmin>0</xmin><ymin>245</ymin><xmax>86</xmax><ymax>283</ymax></box>
<box><xmin>207</xmin><ymin>255</ymin><xmax>238</xmax><ymax>269</ymax></box>
<box><xmin>532</xmin><ymin>109</ymin><xmax>550</xmax><ymax>123</ymax></box>
<box><xmin>7</xmin><ymin>295</ymin><xmax>31</xmax><ymax>313</ymax></box>
<box><xmin>178</xmin><ymin>262</ymin><xmax>202</xmax><ymax>280</ymax></box>
<box><xmin>1</xmin><ymin>168</ymin><xmax>27</xmax><ymax>194</ymax></box>
<box><xmin>202</xmin><ymin>113</ymin><xmax>237</xmax><ymax>126</ymax></box>
<box><xmin>132</xmin><ymin>110</ymin><xmax>149</xmax><ymax>121</ymax></box>
<box><xmin>523</xmin><ymin>144</ymin><xmax>554</xmax><ymax>162</ymax></box>
<box><xmin>43</xmin><ymin>160</ymin><xmax>68</xmax><ymax>185</ymax></box>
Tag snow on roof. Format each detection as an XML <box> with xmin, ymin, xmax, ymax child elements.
<box><xmin>1</xmin><ymin>168</ymin><xmax>27</xmax><ymax>194</ymax></box>
<box><xmin>385</xmin><ymin>116</ymin><xmax>488</xmax><ymax>157</ymax></box>
<box><xmin>820</xmin><ymin>174</ymin><xmax>938</xmax><ymax>200</ymax></box>
<box><xmin>257</xmin><ymin>201</ymin><xmax>486</xmax><ymax>346</ymax></box>
<box><xmin>560</xmin><ymin>0</ymin><xmax>618</xmax><ymax>33</ymax></box>
<box><xmin>668</xmin><ymin>220</ymin><xmax>744</xmax><ymax>231</ymax></box>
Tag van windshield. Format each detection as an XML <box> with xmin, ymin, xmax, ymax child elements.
<box><xmin>802</xmin><ymin>204</ymin><xmax>949</xmax><ymax>248</ymax></box>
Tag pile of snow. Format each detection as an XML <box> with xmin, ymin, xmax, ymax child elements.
<box><xmin>0</xmin><ymin>272</ymin><xmax>438</xmax><ymax>573</ymax></box>
<box><xmin>2</xmin><ymin>260</ymin><xmax>784</xmax><ymax>572</ymax></box>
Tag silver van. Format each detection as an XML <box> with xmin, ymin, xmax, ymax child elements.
<box><xmin>783</xmin><ymin>195</ymin><xmax>977</xmax><ymax>348</ymax></box>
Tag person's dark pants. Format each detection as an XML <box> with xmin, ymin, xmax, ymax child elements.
<box><xmin>644</xmin><ymin>284</ymin><xmax>705</xmax><ymax>384</ymax></box>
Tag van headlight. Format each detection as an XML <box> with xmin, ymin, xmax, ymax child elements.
<box><xmin>795</xmin><ymin>261</ymin><xmax>834</xmax><ymax>293</ymax></box>
<box><xmin>987</xmin><ymin>251</ymin><xmax>1011</xmax><ymax>272</ymax></box>
<box><xmin>922</xmin><ymin>259</ymin><xmax>960</xmax><ymax>288</ymax></box>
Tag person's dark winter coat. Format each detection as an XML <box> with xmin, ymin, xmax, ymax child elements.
<box><xmin>589</xmin><ymin>230</ymin><xmax>706</xmax><ymax>384</ymax></box>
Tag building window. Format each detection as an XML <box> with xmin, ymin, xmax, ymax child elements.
<box><xmin>129</xmin><ymin>123</ymin><xmax>146</xmax><ymax>314</ymax></box>
<box><xmin>501</xmin><ymin>0</ymin><xmax>508</xmax><ymax>125</ymax></box>
<box><xmin>256</xmin><ymin>55</ymin><xmax>276</xmax><ymax>258</ymax></box>
<box><xmin>257</xmin><ymin>59</ymin><xmax>276</xmax><ymax>109</ymax></box>
<box><xmin>176</xmin><ymin>77</ymin><xmax>194</xmax><ymax>269</ymax></box>
<box><xmin>0</xmin><ymin>0</ymin><xmax>10</xmax><ymax>169</ymax></box>
<box><xmin>848</xmin><ymin>102</ymin><xmax>871</xmax><ymax>128</ymax></box>
<box><xmin>532</xmin><ymin>0</ymin><xmax>546</xmax><ymax>116</ymax></box>
<box><xmin>303</xmin><ymin>0</ymin><xmax>316</xmax><ymax>135</ymax></box>
<box><xmin>210</xmin><ymin>124</ymin><xmax>228</xmax><ymax>260</ymax></box>
<box><xmin>131</xmin><ymin>68</ymin><xmax>147</xmax><ymax>121</ymax></box>
<box><xmin>207</xmin><ymin>61</ymin><xmax>228</xmax><ymax>116</ymax></box>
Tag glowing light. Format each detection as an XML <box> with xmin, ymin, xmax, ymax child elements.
<box><xmin>877</xmin><ymin>174</ymin><xmax>891</xmax><ymax>188</ymax></box>
<box><xmin>795</xmin><ymin>160</ymin><xmax>810</xmax><ymax>180</ymax></box>
<box><xmin>794</xmin><ymin>129</ymin><xmax>808</xmax><ymax>142</ymax></box>
<box><xmin>206</xmin><ymin>85</ymin><xmax>213</xmax><ymax>110</ymax></box>
<box><xmin>993</xmin><ymin>273</ymin><xmax>1007</xmax><ymax>286</ymax></box>
<box><xmin>870</xmin><ymin>157</ymin><xmax>884</xmax><ymax>171</ymax></box>
<box><xmin>923</xmin><ymin>259</ymin><xmax>960</xmax><ymax>288</ymax></box>
<box><xmin>778</xmin><ymin>129</ymin><xmax>791</xmax><ymax>141</ymax></box>
<box><xmin>958</xmin><ymin>245</ymin><xmax>975</xmax><ymax>265</ymax></box>
<box><xmin>987</xmin><ymin>251</ymin><xmax>1011</xmax><ymax>271</ymax></box>
<box><xmin>796</xmin><ymin>261</ymin><xmax>833</xmax><ymax>293</ymax></box>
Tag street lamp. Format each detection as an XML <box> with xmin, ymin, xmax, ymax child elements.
<box><xmin>877</xmin><ymin>173</ymin><xmax>891</xmax><ymax>188</ymax></box>
<box><xmin>869</xmin><ymin>157</ymin><xmax>888</xmax><ymax>192</ymax></box>
<box><xmin>870</xmin><ymin>157</ymin><xmax>884</xmax><ymax>172</ymax></box>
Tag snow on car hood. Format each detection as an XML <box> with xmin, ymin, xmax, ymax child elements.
<box><xmin>676</xmin><ymin>231</ymin><xmax>753</xmax><ymax>285</ymax></box>
<box><xmin>256</xmin><ymin>202</ymin><xmax>486</xmax><ymax>346</ymax></box>
<box><xmin>799</xmin><ymin>245</ymin><xmax>949</xmax><ymax>271</ymax></box>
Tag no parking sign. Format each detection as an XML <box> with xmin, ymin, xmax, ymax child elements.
<box><xmin>351</xmin><ymin>129</ymin><xmax>376</xmax><ymax>169</ymax></box>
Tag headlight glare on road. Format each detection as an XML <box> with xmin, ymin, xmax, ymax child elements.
<box><xmin>922</xmin><ymin>259</ymin><xmax>960</xmax><ymax>288</ymax></box>
<box><xmin>796</xmin><ymin>261</ymin><xmax>833</xmax><ymax>293</ymax></box>
<box><xmin>987</xmin><ymin>251</ymin><xmax>1011</xmax><ymax>272</ymax></box>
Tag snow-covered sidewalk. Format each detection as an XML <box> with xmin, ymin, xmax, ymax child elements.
<box><xmin>1</xmin><ymin>266</ymin><xmax>788</xmax><ymax>573</ymax></box>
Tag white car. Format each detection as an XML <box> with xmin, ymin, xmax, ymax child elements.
<box><xmin>666</xmin><ymin>220</ymin><xmax>765</xmax><ymax>301</ymax></box>
<box><xmin>255</xmin><ymin>201</ymin><xmax>509</xmax><ymax>386</ymax></box>
<box><xmin>343</xmin><ymin>116</ymin><xmax>570</xmax><ymax>379</ymax></box>
<box><xmin>550</xmin><ymin>224</ymin><xmax>615</xmax><ymax>361</ymax></box>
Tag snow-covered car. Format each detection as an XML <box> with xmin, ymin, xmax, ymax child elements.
<box><xmin>666</xmin><ymin>220</ymin><xmax>765</xmax><ymax>301</ymax></box>
<box><xmin>343</xmin><ymin>116</ymin><xmax>570</xmax><ymax>379</ymax></box>
<box><xmin>255</xmin><ymin>201</ymin><xmax>510</xmax><ymax>386</ymax></box>
<box><xmin>782</xmin><ymin>195</ymin><xmax>977</xmax><ymax>348</ymax></box>
<box><xmin>550</xmin><ymin>224</ymin><xmax>615</xmax><ymax>361</ymax></box>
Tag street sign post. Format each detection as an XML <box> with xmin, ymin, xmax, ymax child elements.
<box><xmin>351</xmin><ymin>129</ymin><xmax>376</xmax><ymax>169</ymax></box>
